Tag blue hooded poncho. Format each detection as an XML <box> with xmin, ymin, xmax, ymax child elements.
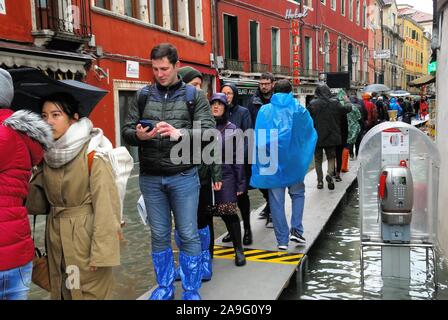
<box><xmin>250</xmin><ymin>92</ymin><xmax>317</xmax><ymax>189</ymax></box>
<box><xmin>388</xmin><ymin>98</ymin><xmax>403</xmax><ymax>117</ymax></box>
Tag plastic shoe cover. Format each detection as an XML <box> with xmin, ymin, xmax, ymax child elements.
<box><xmin>179</xmin><ymin>251</ymin><xmax>202</xmax><ymax>300</ymax></box>
<box><xmin>198</xmin><ymin>226</ymin><xmax>213</xmax><ymax>281</ymax></box>
<box><xmin>149</xmin><ymin>248</ymin><xmax>176</xmax><ymax>300</ymax></box>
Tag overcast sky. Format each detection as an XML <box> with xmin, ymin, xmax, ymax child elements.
<box><xmin>396</xmin><ymin>0</ymin><xmax>433</xmax><ymax>14</ymax></box>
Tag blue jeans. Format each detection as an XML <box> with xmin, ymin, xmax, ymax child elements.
<box><xmin>140</xmin><ymin>166</ymin><xmax>201</xmax><ymax>256</ymax></box>
<box><xmin>0</xmin><ymin>261</ymin><xmax>32</xmax><ymax>300</ymax></box>
<box><xmin>268</xmin><ymin>182</ymin><xmax>305</xmax><ymax>246</ymax></box>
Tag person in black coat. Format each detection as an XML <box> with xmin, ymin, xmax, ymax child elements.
<box><xmin>307</xmin><ymin>84</ymin><xmax>342</xmax><ymax>190</ymax></box>
<box><xmin>221</xmin><ymin>83</ymin><xmax>254</xmax><ymax>245</ymax></box>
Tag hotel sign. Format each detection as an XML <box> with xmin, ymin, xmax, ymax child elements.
<box><xmin>285</xmin><ymin>7</ymin><xmax>309</xmax><ymax>20</ymax></box>
<box><xmin>287</xmin><ymin>7</ymin><xmax>308</xmax><ymax>89</ymax></box>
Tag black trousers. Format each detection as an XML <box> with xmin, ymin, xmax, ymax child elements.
<box><xmin>237</xmin><ymin>191</ymin><xmax>251</xmax><ymax>231</ymax></box>
<box><xmin>197</xmin><ymin>183</ymin><xmax>214</xmax><ymax>256</ymax></box>
<box><xmin>335</xmin><ymin>144</ymin><xmax>344</xmax><ymax>175</ymax></box>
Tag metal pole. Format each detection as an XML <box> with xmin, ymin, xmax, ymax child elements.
<box><xmin>360</xmin><ymin>243</ymin><xmax>365</xmax><ymax>287</ymax></box>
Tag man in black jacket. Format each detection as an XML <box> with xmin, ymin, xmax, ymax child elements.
<box><xmin>307</xmin><ymin>84</ymin><xmax>342</xmax><ymax>190</ymax></box>
<box><xmin>246</xmin><ymin>73</ymin><xmax>275</xmax><ymax>225</ymax></box>
<box><xmin>121</xmin><ymin>43</ymin><xmax>215</xmax><ymax>301</ymax></box>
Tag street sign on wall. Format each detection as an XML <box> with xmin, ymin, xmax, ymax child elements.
<box><xmin>374</xmin><ymin>50</ymin><xmax>391</xmax><ymax>59</ymax></box>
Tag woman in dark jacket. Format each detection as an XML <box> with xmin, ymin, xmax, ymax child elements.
<box><xmin>210</xmin><ymin>93</ymin><xmax>246</xmax><ymax>266</ymax></box>
<box><xmin>220</xmin><ymin>83</ymin><xmax>254</xmax><ymax>245</ymax></box>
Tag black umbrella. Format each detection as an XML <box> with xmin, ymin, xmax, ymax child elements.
<box><xmin>9</xmin><ymin>68</ymin><xmax>108</xmax><ymax>117</ymax></box>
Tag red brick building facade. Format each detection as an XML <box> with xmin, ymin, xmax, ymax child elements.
<box><xmin>0</xmin><ymin>0</ymin><xmax>215</xmax><ymax>156</ymax></box>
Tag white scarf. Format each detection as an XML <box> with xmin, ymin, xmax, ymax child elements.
<box><xmin>44</xmin><ymin>118</ymin><xmax>113</xmax><ymax>168</ymax></box>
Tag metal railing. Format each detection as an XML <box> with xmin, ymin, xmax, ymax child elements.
<box><xmin>35</xmin><ymin>0</ymin><xmax>92</xmax><ymax>37</ymax></box>
<box><xmin>272</xmin><ymin>65</ymin><xmax>293</xmax><ymax>75</ymax></box>
<box><xmin>300</xmin><ymin>68</ymin><xmax>319</xmax><ymax>78</ymax></box>
<box><xmin>224</xmin><ymin>59</ymin><xmax>246</xmax><ymax>72</ymax></box>
<box><xmin>251</xmin><ymin>62</ymin><xmax>269</xmax><ymax>73</ymax></box>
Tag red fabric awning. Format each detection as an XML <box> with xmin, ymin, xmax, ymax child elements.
<box><xmin>180</xmin><ymin>61</ymin><xmax>217</xmax><ymax>77</ymax></box>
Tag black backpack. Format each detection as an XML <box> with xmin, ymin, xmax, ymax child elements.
<box><xmin>137</xmin><ymin>84</ymin><xmax>197</xmax><ymax>120</ymax></box>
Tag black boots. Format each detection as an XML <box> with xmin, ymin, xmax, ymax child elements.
<box><xmin>223</xmin><ymin>228</ymin><xmax>252</xmax><ymax>246</ymax></box>
<box><xmin>223</xmin><ymin>218</ymin><xmax>246</xmax><ymax>267</ymax></box>
<box><xmin>243</xmin><ymin>228</ymin><xmax>252</xmax><ymax>245</ymax></box>
<box><xmin>230</xmin><ymin>221</ymin><xmax>246</xmax><ymax>266</ymax></box>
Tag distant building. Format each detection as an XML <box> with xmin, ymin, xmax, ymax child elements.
<box><xmin>399</xmin><ymin>13</ymin><xmax>430</xmax><ymax>93</ymax></box>
<box><xmin>381</xmin><ymin>0</ymin><xmax>405</xmax><ymax>90</ymax></box>
<box><xmin>0</xmin><ymin>0</ymin><xmax>215</xmax><ymax>159</ymax></box>
<box><xmin>398</xmin><ymin>4</ymin><xmax>434</xmax><ymax>36</ymax></box>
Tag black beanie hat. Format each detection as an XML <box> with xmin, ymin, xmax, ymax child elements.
<box><xmin>178</xmin><ymin>66</ymin><xmax>203</xmax><ymax>84</ymax></box>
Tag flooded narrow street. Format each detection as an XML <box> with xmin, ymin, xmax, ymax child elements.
<box><xmin>29</xmin><ymin>176</ymin><xmax>448</xmax><ymax>300</ymax></box>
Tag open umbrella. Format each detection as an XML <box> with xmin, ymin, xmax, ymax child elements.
<box><xmin>362</xmin><ymin>84</ymin><xmax>391</xmax><ymax>93</ymax></box>
<box><xmin>9</xmin><ymin>68</ymin><xmax>108</xmax><ymax>117</ymax></box>
<box><xmin>389</xmin><ymin>90</ymin><xmax>411</xmax><ymax>97</ymax></box>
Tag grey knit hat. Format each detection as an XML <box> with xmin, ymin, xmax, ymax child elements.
<box><xmin>0</xmin><ymin>68</ymin><xmax>14</xmax><ymax>108</ymax></box>
<box><xmin>178</xmin><ymin>66</ymin><xmax>203</xmax><ymax>84</ymax></box>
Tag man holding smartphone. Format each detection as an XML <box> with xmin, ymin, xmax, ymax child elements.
<box><xmin>121</xmin><ymin>43</ymin><xmax>215</xmax><ymax>300</ymax></box>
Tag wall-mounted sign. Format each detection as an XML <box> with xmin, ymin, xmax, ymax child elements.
<box><xmin>297</xmin><ymin>87</ymin><xmax>316</xmax><ymax>95</ymax></box>
<box><xmin>285</xmin><ymin>7</ymin><xmax>309</xmax><ymax>20</ymax></box>
<box><xmin>428</xmin><ymin>61</ymin><xmax>437</xmax><ymax>74</ymax></box>
<box><xmin>0</xmin><ymin>0</ymin><xmax>6</xmax><ymax>15</ymax></box>
<box><xmin>126</xmin><ymin>60</ymin><xmax>139</xmax><ymax>78</ymax></box>
<box><xmin>374</xmin><ymin>49</ymin><xmax>391</xmax><ymax>60</ymax></box>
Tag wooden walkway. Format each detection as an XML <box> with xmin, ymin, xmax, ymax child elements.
<box><xmin>138</xmin><ymin>159</ymin><xmax>360</xmax><ymax>300</ymax></box>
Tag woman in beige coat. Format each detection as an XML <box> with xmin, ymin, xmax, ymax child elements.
<box><xmin>27</xmin><ymin>93</ymin><xmax>121</xmax><ymax>300</ymax></box>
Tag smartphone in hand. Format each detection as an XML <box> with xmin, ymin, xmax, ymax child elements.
<box><xmin>139</xmin><ymin>120</ymin><xmax>154</xmax><ymax>131</ymax></box>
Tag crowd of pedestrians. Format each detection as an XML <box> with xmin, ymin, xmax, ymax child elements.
<box><xmin>1</xmin><ymin>42</ymin><xmax>430</xmax><ymax>301</ymax></box>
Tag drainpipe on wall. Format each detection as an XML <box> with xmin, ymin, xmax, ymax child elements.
<box><xmin>211</xmin><ymin>0</ymin><xmax>219</xmax><ymax>92</ymax></box>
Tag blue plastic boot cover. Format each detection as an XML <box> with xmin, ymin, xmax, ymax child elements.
<box><xmin>149</xmin><ymin>248</ymin><xmax>176</xmax><ymax>300</ymax></box>
<box><xmin>174</xmin><ymin>230</ymin><xmax>181</xmax><ymax>281</ymax></box>
<box><xmin>179</xmin><ymin>251</ymin><xmax>203</xmax><ymax>300</ymax></box>
<box><xmin>198</xmin><ymin>226</ymin><xmax>213</xmax><ymax>280</ymax></box>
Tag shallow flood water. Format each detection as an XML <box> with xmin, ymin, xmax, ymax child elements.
<box><xmin>280</xmin><ymin>185</ymin><xmax>448</xmax><ymax>300</ymax></box>
<box><xmin>29</xmin><ymin>176</ymin><xmax>448</xmax><ymax>300</ymax></box>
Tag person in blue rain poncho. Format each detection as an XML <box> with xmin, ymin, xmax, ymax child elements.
<box><xmin>251</xmin><ymin>80</ymin><xmax>317</xmax><ymax>250</ymax></box>
<box><xmin>388</xmin><ymin>97</ymin><xmax>403</xmax><ymax>118</ymax></box>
